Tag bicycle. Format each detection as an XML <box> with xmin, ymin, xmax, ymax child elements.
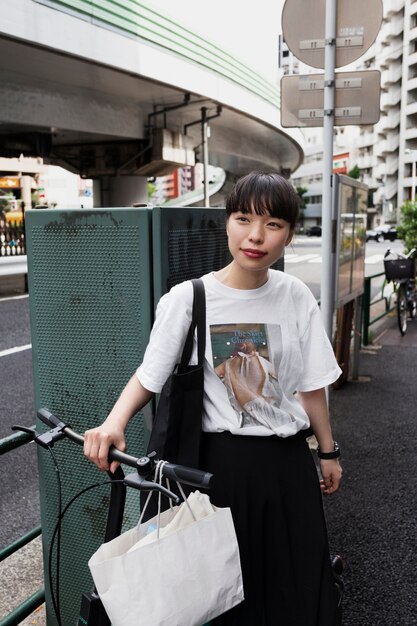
<box><xmin>13</xmin><ymin>409</ymin><xmax>346</xmax><ymax>626</ymax></box>
<box><xmin>384</xmin><ymin>247</ymin><xmax>417</xmax><ymax>335</ymax></box>
<box><xmin>13</xmin><ymin>408</ymin><xmax>213</xmax><ymax>626</ymax></box>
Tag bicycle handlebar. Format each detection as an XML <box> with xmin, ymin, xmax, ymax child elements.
<box><xmin>385</xmin><ymin>247</ymin><xmax>417</xmax><ymax>260</ymax></box>
<box><xmin>36</xmin><ymin>408</ymin><xmax>213</xmax><ymax>490</ymax></box>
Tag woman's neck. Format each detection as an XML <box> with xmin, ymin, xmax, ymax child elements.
<box><xmin>214</xmin><ymin>262</ymin><xmax>269</xmax><ymax>290</ymax></box>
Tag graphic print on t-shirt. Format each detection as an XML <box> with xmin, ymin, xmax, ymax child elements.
<box><xmin>210</xmin><ymin>323</ymin><xmax>295</xmax><ymax>430</ymax></box>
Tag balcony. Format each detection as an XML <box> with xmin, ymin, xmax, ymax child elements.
<box><xmin>380</xmin><ymin>87</ymin><xmax>402</xmax><ymax>109</ymax></box>
<box><xmin>357</xmin><ymin>155</ymin><xmax>374</xmax><ymax>170</ymax></box>
<box><xmin>380</xmin><ymin>15</ymin><xmax>403</xmax><ymax>41</ymax></box>
<box><xmin>384</xmin><ymin>109</ymin><xmax>401</xmax><ymax>129</ymax></box>
<box><xmin>386</xmin><ymin>180</ymin><xmax>398</xmax><ymax>201</ymax></box>
<box><xmin>386</xmin><ymin>155</ymin><xmax>399</xmax><ymax>176</ymax></box>
<box><xmin>406</xmin><ymin>101</ymin><xmax>417</xmax><ymax>116</ymax></box>
<box><xmin>386</xmin><ymin>0</ymin><xmax>405</xmax><ymax>17</ymax></box>
<box><xmin>375</xmin><ymin>141</ymin><xmax>388</xmax><ymax>159</ymax></box>
<box><xmin>407</xmin><ymin>77</ymin><xmax>417</xmax><ymax>94</ymax></box>
<box><xmin>357</xmin><ymin>131</ymin><xmax>375</xmax><ymax>148</ymax></box>
<box><xmin>303</xmin><ymin>204</ymin><xmax>322</xmax><ymax>219</ymax></box>
<box><xmin>404</xmin><ymin>127</ymin><xmax>417</xmax><ymax>141</ymax></box>
<box><xmin>408</xmin><ymin>51</ymin><xmax>417</xmax><ymax>68</ymax></box>
<box><xmin>382</xmin><ymin>64</ymin><xmax>403</xmax><ymax>86</ymax></box>
<box><xmin>385</xmin><ymin>135</ymin><xmax>400</xmax><ymax>153</ymax></box>
<box><xmin>381</xmin><ymin>41</ymin><xmax>403</xmax><ymax>64</ymax></box>
<box><xmin>408</xmin><ymin>26</ymin><xmax>417</xmax><ymax>44</ymax></box>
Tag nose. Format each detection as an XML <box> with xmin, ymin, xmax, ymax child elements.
<box><xmin>248</xmin><ymin>221</ymin><xmax>264</xmax><ymax>243</ymax></box>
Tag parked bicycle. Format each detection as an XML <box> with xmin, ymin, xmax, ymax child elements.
<box><xmin>384</xmin><ymin>247</ymin><xmax>417</xmax><ymax>335</ymax></box>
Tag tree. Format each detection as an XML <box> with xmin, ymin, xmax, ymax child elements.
<box><xmin>295</xmin><ymin>186</ymin><xmax>308</xmax><ymax>230</ymax></box>
<box><xmin>347</xmin><ymin>165</ymin><xmax>360</xmax><ymax>179</ymax></box>
<box><xmin>296</xmin><ymin>186</ymin><xmax>308</xmax><ymax>209</ymax></box>
<box><xmin>147</xmin><ymin>180</ymin><xmax>157</xmax><ymax>200</ymax></box>
<box><xmin>397</xmin><ymin>201</ymin><xmax>417</xmax><ymax>253</ymax></box>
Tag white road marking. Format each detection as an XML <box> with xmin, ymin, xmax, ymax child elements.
<box><xmin>286</xmin><ymin>253</ymin><xmax>385</xmax><ymax>265</ymax></box>
<box><xmin>0</xmin><ymin>344</ymin><xmax>32</xmax><ymax>358</ymax></box>
<box><xmin>285</xmin><ymin>254</ymin><xmax>321</xmax><ymax>264</ymax></box>
<box><xmin>0</xmin><ymin>294</ymin><xmax>29</xmax><ymax>303</ymax></box>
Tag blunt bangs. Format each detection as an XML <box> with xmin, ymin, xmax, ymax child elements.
<box><xmin>226</xmin><ymin>172</ymin><xmax>299</xmax><ymax>229</ymax></box>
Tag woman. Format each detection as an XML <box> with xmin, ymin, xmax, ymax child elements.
<box><xmin>84</xmin><ymin>171</ymin><xmax>343</xmax><ymax>625</ymax></box>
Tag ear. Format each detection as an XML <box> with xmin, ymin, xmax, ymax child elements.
<box><xmin>225</xmin><ymin>216</ymin><xmax>229</xmax><ymax>236</ymax></box>
<box><xmin>285</xmin><ymin>230</ymin><xmax>294</xmax><ymax>246</ymax></box>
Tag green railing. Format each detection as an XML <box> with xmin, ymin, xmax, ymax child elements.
<box><xmin>0</xmin><ymin>430</ymin><xmax>45</xmax><ymax>626</ymax></box>
<box><xmin>362</xmin><ymin>271</ymin><xmax>396</xmax><ymax>345</ymax></box>
<box><xmin>34</xmin><ymin>0</ymin><xmax>280</xmax><ymax>107</ymax></box>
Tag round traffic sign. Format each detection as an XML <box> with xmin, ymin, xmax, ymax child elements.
<box><xmin>282</xmin><ymin>0</ymin><xmax>383</xmax><ymax>69</ymax></box>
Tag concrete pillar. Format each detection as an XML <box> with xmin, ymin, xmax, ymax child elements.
<box><xmin>93</xmin><ymin>176</ymin><xmax>148</xmax><ymax>207</ymax></box>
<box><xmin>20</xmin><ymin>176</ymin><xmax>33</xmax><ymax>210</ymax></box>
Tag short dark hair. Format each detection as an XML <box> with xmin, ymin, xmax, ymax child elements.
<box><xmin>226</xmin><ymin>172</ymin><xmax>299</xmax><ymax>230</ymax></box>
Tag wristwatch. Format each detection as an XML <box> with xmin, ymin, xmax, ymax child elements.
<box><xmin>317</xmin><ymin>441</ymin><xmax>340</xmax><ymax>460</ymax></box>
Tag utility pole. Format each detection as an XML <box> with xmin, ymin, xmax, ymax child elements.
<box><xmin>184</xmin><ymin>105</ymin><xmax>222</xmax><ymax>207</ymax></box>
<box><xmin>321</xmin><ymin>0</ymin><xmax>337</xmax><ymax>339</ymax></box>
<box><xmin>201</xmin><ymin>107</ymin><xmax>209</xmax><ymax>207</ymax></box>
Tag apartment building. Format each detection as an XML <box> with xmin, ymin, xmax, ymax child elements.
<box><xmin>287</xmin><ymin>0</ymin><xmax>417</xmax><ymax>226</ymax></box>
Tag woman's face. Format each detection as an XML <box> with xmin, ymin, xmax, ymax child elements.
<box><xmin>226</xmin><ymin>209</ymin><xmax>293</xmax><ymax>276</ymax></box>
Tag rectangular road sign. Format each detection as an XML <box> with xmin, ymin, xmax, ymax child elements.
<box><xmin>281</xmin><ymin>70</ymin><xmax>380</xmax><ymax>127</ymax></box>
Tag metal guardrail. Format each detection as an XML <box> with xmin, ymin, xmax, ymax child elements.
<box><xmin>362</xmin><ymin>271</ymin><xmax>396</xmax><ymax>345</ymax></box>
<box><xmin>0</xmin><ymin>430</ymin><xmax>45</xmax><ymax>626</ymax></box>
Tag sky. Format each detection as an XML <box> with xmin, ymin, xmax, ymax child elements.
<box><xmin>147</xmin><ymin>0</ymin><xmax>284</xmax><ymax>83</ymax></box>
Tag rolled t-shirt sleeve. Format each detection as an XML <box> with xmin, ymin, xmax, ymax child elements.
<box><xmin>297</xmin><ymin>304</ymin><xmax>342</xmax><ymax>392</ymax></box>
<box><xmin>136</xmin><ymin>281</ymin><xmax>193</xmax><ymax>393</ymax></box>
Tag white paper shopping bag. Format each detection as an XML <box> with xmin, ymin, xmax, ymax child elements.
<box><xmin>88</xmin><ymin>491</ymin><xmax>244</xmax><ymax>626</ymax></box>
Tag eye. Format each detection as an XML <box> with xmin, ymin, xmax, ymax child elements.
<box><xmin>267</xmin><ymin>221</ymin><xmax>282</xmax><ymax>229</ymax></box>
<box><xmin>235</xmin><ymin>214</ymin><xmax>250</xmax><ymax>223</ymax></box>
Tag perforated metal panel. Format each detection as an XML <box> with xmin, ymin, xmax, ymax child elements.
<box><xmin>26</xmin><ymin>208</ymin><xmax>152</xmax><ymax>626</ymax></box>
<box><xmin>152</xmin><ymin>206</ymin><xmax>231</xmax><ymax>302</ymax></box>
<box><xmin>152</xmin><ymin>206</ymin><xmax>284</xmax><ymax>303</ymax></box>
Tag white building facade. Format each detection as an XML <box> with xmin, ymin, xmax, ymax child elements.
<box><xmin>288</xmin><ymin>0</ymin><xmax>417</xmax><ymax>227</ymax></box>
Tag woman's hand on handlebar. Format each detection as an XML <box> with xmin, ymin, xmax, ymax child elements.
<box><xmin>84</xmin><ymin>374</ymin><xmax>154</xmax><ymax>473</ymax></box>
<box><xmin>84</xmin><ymin>421</ymin><xmax>126</xmax><ymax>473</ymax></box>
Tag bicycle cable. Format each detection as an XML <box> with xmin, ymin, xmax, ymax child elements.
<box><xmin>45</xmin><ymin>446</ymin><xmax>124</xmax><ymax>626</ymax></box>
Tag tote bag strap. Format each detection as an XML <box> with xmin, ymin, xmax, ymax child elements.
<box><xmin>180</xmin><ymin>278</ymin><xmax>206</xmax><ymax>368</ymax></box>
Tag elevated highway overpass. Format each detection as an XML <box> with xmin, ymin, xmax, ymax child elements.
<box><xmin>0</xmin><ymin>0</ymin><xmax>303</xmax><ymax>205</ymax></box>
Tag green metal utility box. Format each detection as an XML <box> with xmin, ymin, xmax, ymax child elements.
<box><xmin>26</xmin><ymin>205</ymin><xmax>232</xmax><ymax>625</ymax></box>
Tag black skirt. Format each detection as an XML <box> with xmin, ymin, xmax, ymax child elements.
<box><xmin>200</xmin><ymin>431</ymin><xmax>338</xmax><ymax>626</ymax></box>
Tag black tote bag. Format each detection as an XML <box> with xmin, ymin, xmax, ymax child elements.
<box><xmin>146</xmin><ymin>278</ymin><xmax>206</xmax><ymax>469</ymax></box>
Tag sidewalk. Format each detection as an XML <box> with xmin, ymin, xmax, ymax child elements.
<box><xmin>2</xmin><ymin>312</ymin><xmax>416</xmax><ymax>626</ymax></box>
<box><xmin>326</xmin><ymin>312</ymin><xmax>417</xmax><ymax>626</ymax></box>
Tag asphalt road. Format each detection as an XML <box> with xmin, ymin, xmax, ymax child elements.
<box><xmin>286</xmin><ymin>236</ymin><xmax>404</xmax><ymax>301</ymax></box>
<box><xmin>0</xmin><ymin>294</ymin><xmax>39</xmax><ymax>548</ymax></box>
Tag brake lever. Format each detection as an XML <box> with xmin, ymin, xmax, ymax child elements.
<box><xmin>12</xmin><ymin>424</ymin><xmax>66</xmax><ymax>449</ymax></box>
<box><xmin>123</xmin><ymin>473</ymin><xmax>181</xmax><ymax>504</ymax></box>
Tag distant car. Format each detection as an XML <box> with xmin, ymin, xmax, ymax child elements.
<box><xmin>306</xmin><ymin>225</ymin><xmax>322</xmax><ymax>237</ymax></box>
<box><xmin>366</xmin><ymin>225</ymin><xmax>398</xmax><ymax>242</ymax></box>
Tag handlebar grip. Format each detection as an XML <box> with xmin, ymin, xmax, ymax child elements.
<box><xmin>37</xmin><ymin>408</ymin><xmax>65</xmax><ymax>428</ymax></box>
<box><xmin>162</xmin><ymin>463</ymin><xmax>213</xmax><ymax>489</ymax></box>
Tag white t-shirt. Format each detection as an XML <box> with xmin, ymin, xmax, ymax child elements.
<box><xmin>137</xmin><ymin>270</ymin><xmax>342</xmax><ymax>438</ymax></box>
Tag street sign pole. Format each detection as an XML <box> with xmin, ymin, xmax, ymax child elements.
<box><xmin>321</xmin><ymin>0</ymin><xmax>337</xmax><ymax>339</ymax></box>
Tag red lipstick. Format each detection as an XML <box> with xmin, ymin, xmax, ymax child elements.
<box><xmin>241</xmin><ymin>248</ymin><xmax>267</xmax><ymax>258</ymax></box>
